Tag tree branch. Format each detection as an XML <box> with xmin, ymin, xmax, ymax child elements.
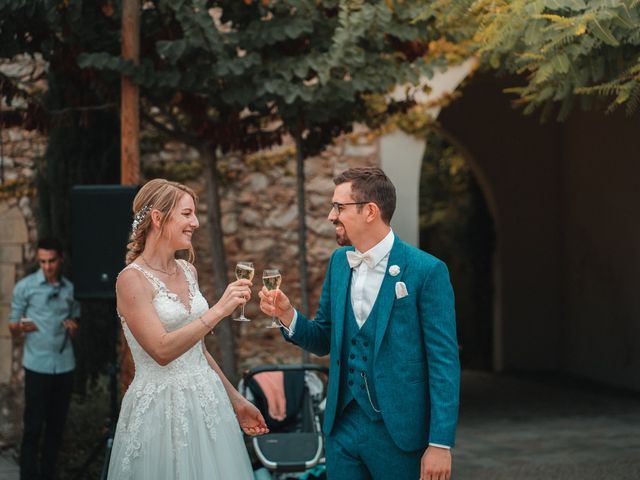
<box><xmin>140</xmin><ymin>108</ymin><xmax>200</xmax><ymax>146</ymax></box>
<box><xmin>47</xmin><ymin>103</ymin><xmax>117</xmax><ymax>115</ymax></box>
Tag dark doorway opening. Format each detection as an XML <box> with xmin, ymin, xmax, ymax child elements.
<box><xmin>419</xmin><ymin>129</ymin><xmax>496</xmax><ymax>370</ymax></box>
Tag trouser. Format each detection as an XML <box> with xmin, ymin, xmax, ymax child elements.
<box><xmin>325</xmin><ymin>401</ymin><xmax>424</xmax><ymax>480</ymax></box>
<box><xmin>20</xmin><ymin>368</ymin><xmax>74</xmax><ymax>480</ymax></box>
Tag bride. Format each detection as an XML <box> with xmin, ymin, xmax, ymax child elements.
<box><xmin>107</xmin><ymin>178</ymin><xmax>267</xmax><ymax>479</ymax></box>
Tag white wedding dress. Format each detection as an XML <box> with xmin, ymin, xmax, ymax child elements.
<box><xmin>107</xmin><ymin>260</ymin><xmax>254</xmax><ymax>480</ymax></box>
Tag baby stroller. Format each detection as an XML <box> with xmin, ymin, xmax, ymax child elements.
<box><xmin>239</xmin><ymin>364</ymin><xmax>329</xmax><ymax>479</ymax></box>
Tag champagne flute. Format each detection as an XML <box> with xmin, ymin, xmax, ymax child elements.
<box><xmin>234</xmin><ymin>261</ymin><xmax>254</xmax><ymax>322</ymax></box>
<box><xmin>262</xmin><ymin>269</ymin><xmax>282</xmax><ymax>329</ymax></box>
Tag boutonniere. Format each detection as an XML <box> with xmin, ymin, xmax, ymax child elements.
<box><xmin>388</xmin><ymin>265</ymin><xmax>400</xmax><ymax>277</ymax></box>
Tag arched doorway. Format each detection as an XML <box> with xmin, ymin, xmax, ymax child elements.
<box><xmin>418</xmin><ymin>128</ymin><xmax>496</xmax><ymax>370</ymax></box>
<box><xmin>380</xmin><ymin>126</ymin><xmax>500</xmax><ymax>370</ymax></box>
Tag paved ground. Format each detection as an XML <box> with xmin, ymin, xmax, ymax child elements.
<box><xmin>2</xmin><ymin>371</ymin><xmax>639</xmax><ymax>479</ymax></box>
<box><xmin>0</xmin><ymin>448</ymin><xmax>18</xmax><ymax>480</ymax></box>
<box><xmin>454</xmin><ymin>371</ymin><xmax>640</xmax><ymax>479</ymax></box>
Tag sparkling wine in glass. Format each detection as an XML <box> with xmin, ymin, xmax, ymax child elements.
<box><xmin>262</xmin><ymin>269</ymin><xmax>282</xmax><ymax>329</ymax></box>
<box><xmin>234</xmin><ymin>261</ymin><xmax>254</xmax><ymax>322</ymax></box>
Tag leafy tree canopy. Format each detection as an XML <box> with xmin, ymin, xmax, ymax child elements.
<box><xmin>1</xmin><ymin>0</ymin><xmax>453</xmax><ymax>377</ymax></box>
<box><xmin>73</xmin><ymin>0</ymin><xmax>447</xmax><ymax>155</ymax></box>
<box><xmin>424</xmin><ymin>0</ymin><xmax>640</xmax><ymax>119</ymax></box>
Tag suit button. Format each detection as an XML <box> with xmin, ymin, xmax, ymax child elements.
<box><xmin>363</xmin><ymin>356</ymin><xmax>368</xmax><ymax>361</ymax></box>
<box><xmin>348</xmin><ymin>380</ymin><xmax>354</xmax><ymax>386</ymax></box>
<box><xmin>360</xmin><ymin>384</ymin><xmax>365</xmax><ymax>389</ymax></box>
<box><xmin>350</xmin><ymin>354</ymin><xmax>355</xmax><ymax>360</ymax></box>
<box><xmin>364</xmin><ymin>341</ymin><xmax>369</xmax><ymax>347</ymax></box>
<box><xmin>336</xmin><ymin>359</ymin><xmax>340</xmax><ymax>366</ymax></box>
<box><xmin>351</xmin><ymin>339</ymin><xmax>356</xmax><ymax>345</ymax></box>
<box><xmin>349</xmin><ymin>368</ymin><xmax>354</xmax><ymax>374</ymax></box>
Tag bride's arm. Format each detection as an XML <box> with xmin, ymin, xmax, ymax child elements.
<box><xmin>117</xmin><ymin>268</ymin><xmax>249</xmax><ymax>366</ymax></box>
<box><xmin>202</xmin><ymin>345</ymin><xmax>269</xmax><ymax>436</ymax></box>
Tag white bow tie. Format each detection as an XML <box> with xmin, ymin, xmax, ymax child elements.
<box><xmin>346</xmin><ymin>250</ymin><xmax>375</xmax><ymax>269</ymax></box>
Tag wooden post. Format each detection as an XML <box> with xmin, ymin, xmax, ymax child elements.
<box><xmin>121</xmin><ymin>0</ymin><xmax>140</xmax><ymax>184</ymax></box>
<box><xmin>120</xmin><ymin>0</ymin><xmax>140</xmax><ymax>394</ymax></box>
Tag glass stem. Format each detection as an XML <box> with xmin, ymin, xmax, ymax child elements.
<box><xmin>272</xmin><ymin>290</ymin><xmax>278</xmax><ymax>324</ymax></box>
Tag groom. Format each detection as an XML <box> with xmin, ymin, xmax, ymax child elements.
<box><xmin>259</xmin><ymin>167</ymin><xmax>460</xmax><ymax>480</ymax></box>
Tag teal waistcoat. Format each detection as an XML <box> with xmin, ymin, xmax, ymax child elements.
<box><xmin>337</xmin><ymin>291</ymin><xmax>382</xmax><ymax>421</ymax></box>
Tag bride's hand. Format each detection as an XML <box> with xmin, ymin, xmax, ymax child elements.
<box><xmin>212</xmin><ymin>279</ymin><xmax>252</xmax><ymax>318</ymax></box>
<box><xmin>233</xmin><ymin>397</ymin><xmax>269</xmax><ymax>436</ymax></box>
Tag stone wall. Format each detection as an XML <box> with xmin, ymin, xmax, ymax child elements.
<box><xmin>0</xmin><ymin>127</ymin><xmax>44</xmax><ymax>445</ymax></box>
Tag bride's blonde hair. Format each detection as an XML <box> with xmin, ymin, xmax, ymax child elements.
<box><xmin>125</xmin><ymin>178</ymin><xmax>198</xmax><ymax>265</ymax></box>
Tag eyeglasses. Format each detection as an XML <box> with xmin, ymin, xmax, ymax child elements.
<box><xmin>330</xmin><ymin>202</ymin><xmax>370</xmax><ymax>215</ymax></box>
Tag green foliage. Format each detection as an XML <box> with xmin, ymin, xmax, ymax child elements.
<box><xmin>74</xmin><ymin>0</ymin><xmax>446</xmax><ymax>155</ymax></box>
<box><xmin>0</xmin><ymin>0</ymin><xmax>122</xmax><ymax>127</ymax></box>
<box><xmin>424</xmin><ymin>0</ymin><xmax>640</xmax><ymax>119</ymax></box>
<box><xmin>3</xmin><ymin>0</ymin><xmax>449</xmax><ymax>168</ymax></box>
<box><xmin>420</xmin><ymin>133</ymin><xmax>473</xmax><ymax>235</ymax></box>
<box><xmin>0</xmin><ymin>0</ymin><xmax>121</xmax><ymax>265</ymax></box>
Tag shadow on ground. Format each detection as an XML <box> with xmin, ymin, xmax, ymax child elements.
<box><xmin>455</xmin><ymin>371</ymin><xmax>640</xmax><ymax>479</ymax></box>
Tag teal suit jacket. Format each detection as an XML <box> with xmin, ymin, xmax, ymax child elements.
<box><xmin>286</xmin><ymin>237</ymin><xmax>460</xmax><ymax>451</ymax></box>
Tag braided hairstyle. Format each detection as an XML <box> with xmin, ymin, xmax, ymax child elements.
<box><xmin>125</xmin><ymin>178</ymin><xmax>198</xmax><ymax>265</ymax></box>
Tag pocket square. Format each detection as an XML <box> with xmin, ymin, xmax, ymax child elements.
<box><xmin>395</xmin><ymin>281</ymin><xmax>409</xmax><ymax>299</ymax></box>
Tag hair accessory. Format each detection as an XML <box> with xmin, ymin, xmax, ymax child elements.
<box><xmin>132</xmin><ymin>204</ymin><xmax>152</xmax><ymax>233</ymax></box>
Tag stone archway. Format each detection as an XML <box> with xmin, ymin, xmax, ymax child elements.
<box><xmin>418</xmin><ymin>127</ymin><xmax>498</xmax><ymax>370</ymax></box>
<box><xmin>380</xmin><ymin>128</ymin><xmax>502</xmax><ymax>370</ymax></box>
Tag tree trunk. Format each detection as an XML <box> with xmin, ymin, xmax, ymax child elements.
<box><xmin>120</xmin><ymin>0</ymin><xmax>140</xmax><ymax>185</ymax></box>
<box><xmin>294</xmin><ymin>131</ymin><xmax>310</xmax><ymax>363</ymax></box>
<box><xmin>201</xmin><ymin>145</ymin><xmax>238</xmax><ymax>381</ymax></box>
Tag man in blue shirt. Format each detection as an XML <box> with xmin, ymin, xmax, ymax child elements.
<box><xmin>8</xmin><ymin>238</ymin><xmax>80</xmax><ymax>480</ymax></box>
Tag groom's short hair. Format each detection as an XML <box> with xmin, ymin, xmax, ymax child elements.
<box><xmin>334</xmin><ymin>167</ymin><xmax>396</xmax><ymax>225</ymax></box>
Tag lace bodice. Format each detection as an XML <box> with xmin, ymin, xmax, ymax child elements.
<box><xmin>118</xmin><ymin>259</ymin><xmax>210</xmax><ymax>380</ymax></box>
<box><xmin>110</xmin><ymin>260</ymin><xmax>240</xmax><ymax>478</ymax></box>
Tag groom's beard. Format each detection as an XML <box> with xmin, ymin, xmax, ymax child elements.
<box><xmin>333</xmin><ymin>220</ymin><xmax>352</xmax><ymax>246</ymax></box>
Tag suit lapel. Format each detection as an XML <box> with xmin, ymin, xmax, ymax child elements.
<box><xmin>333</xmin><ymin>248</ymin><xmax>353</xmax><ymax>358</ymax></box>
<box><xmin>374</xmin><ymin>238</ymin><xmax>406</xmax><ymax>359</ymax></box>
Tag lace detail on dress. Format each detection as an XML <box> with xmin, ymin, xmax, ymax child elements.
<box><xmin>126</xmin><ymin>260</ymin><xmax>196</xmax><ymax>316</ymax></box>
<box><xmin>112</xmin><ymin>261</ymin><xmax>238</xmax><ymax>479</ymax></box>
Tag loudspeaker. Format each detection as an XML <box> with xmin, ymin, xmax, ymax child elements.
<box><xmin>71</xmin><ymin>185</ymin><xmax>139</xmax><ymax>299</ymax></box>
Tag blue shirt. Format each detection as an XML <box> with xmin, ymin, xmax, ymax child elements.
<box><xmin>9</xmin><ymin>269</ymin><xmax>80</xmax><ymax>374</ymax></box>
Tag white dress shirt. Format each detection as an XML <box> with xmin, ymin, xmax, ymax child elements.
<box><xmin>348</xmin><ymin>229</ymin><xmax>394</xmax><ymax>328</ymax></box>
<box><xmin>287</xmin><ymin>229</ymin><xmax>394</xmax><ymax>333</ymax></box>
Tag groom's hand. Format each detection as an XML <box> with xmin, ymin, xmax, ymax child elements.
<box><xmin>421</xmin><ymin>445</ymin><xmax>451</xmax><ymax>480</ymax></box>
<box><xmin>258</xmin><ymin>287</ymin><xmax>294</xmax><ymax>327</ymax></box>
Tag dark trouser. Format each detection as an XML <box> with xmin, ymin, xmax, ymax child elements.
<box><xmin>20</xmin><ymin>368</ymin><xmax>74</xmax><ymax>480</ymax></box>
